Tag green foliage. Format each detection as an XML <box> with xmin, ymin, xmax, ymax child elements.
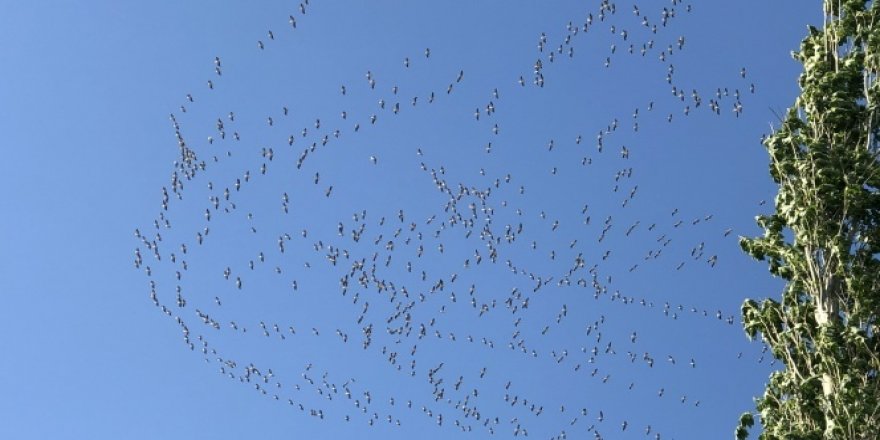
<box><xmin>736</xmin><ymin>412</ymin><xmax>755</xmax><ymax>440</ymax></box>
<box><xmin>739</xmin><ymin>1</ymin><xmax>880</xmax><ymax>438</ymax></box>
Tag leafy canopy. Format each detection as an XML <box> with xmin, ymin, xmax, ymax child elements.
<box><xmin>738</xmin><ymin>1</ymin><xmax>880</xmax><ymax>439</ymax></box>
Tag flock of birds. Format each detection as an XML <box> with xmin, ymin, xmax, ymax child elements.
<box><xmin>135</xmin><ymin>1</ymin><xmax>775</xmax><ymax>438</ymax></box>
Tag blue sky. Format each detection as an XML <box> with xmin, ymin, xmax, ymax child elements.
<box><xmin>0</xmin><ymin>2</ymin><xmax>821</xmax><ymax>439</ymax></box>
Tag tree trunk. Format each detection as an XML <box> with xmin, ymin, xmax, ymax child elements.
<box><xmin>815</xmin><ymin>274</ymin><xmax>841</xmax><ymax>435</ymax></box>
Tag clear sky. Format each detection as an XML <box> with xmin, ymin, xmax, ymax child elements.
<box><xmin>0</xmin><ymin>1</ymin><xmax>822</xmax><ymax>439</ymax></box>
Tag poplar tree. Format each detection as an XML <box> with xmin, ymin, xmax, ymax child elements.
<box><xmin>736</xmin><ymin>1</ymin><xmax>880</xmax><ymax>438</ymax></box>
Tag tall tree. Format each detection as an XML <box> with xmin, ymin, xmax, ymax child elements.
<box><xmin>736</xmin><ymin>1</ymin><xmax>880</xmax><ymax>439</ymax></box>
